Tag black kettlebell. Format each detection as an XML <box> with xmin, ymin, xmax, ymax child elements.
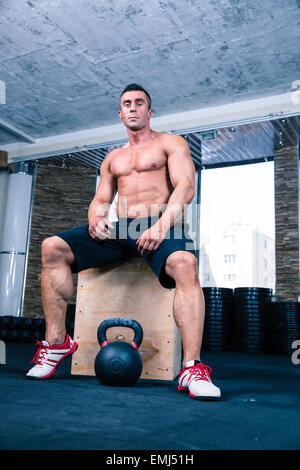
<box><xmin>94</xmin><ymin>317</ymin><xmax>143</xmax><ymax>387</ymax></box>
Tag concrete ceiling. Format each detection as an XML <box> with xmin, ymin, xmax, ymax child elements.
<box><xmin>0</xmin><ymin>0</ymin><xmax>299</xmax><ymax>146</ymax></box>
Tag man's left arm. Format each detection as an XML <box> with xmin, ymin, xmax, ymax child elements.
<box><xmin>136</xmin><ymin>134</ymin><xmax>195</xmax><ymax>255</ymax></box>
<box><xmin>156</xmin><ymin>134</ymin><xmax>195</xmax><ymax>234</ymax></box>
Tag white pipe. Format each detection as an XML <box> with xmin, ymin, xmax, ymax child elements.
<box><xmin>0</xmin><ymin>169</ymin><xmax>9</xmax><ymax>246</ymax></box>
<box><xmin>0</xmin><ymin>173</ymin><xmax>33</xmax><ymax>316</ymax></box>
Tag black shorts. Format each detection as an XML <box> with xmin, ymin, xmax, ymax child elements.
<box><xmin>55</xmin><ymin>216</ymin><xmax>197</xmax><ymax>289</ymax></box>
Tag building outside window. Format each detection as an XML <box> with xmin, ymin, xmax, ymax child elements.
<box><xmin>199</xmin><ymin>162</ymin><xmax>275</xmax><ymax>290</ymax></box>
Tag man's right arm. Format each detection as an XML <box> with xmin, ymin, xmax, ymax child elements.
<box><xmin>88</xmin><ymin>151</ymin><xmax>117</xmax><ymax>240</ymax></box>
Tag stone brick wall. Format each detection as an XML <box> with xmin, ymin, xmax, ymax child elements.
<box><xmin>274</xmin><ymin>146</ymin><xmax>299</xmax><ymax>301</ymax></box>
<box><xmin>23</xmin><ymin>158</ymin><xmax>96</xmax><ymax>317</ymax></box>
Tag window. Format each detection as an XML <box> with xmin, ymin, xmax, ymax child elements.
<box><xmin>224</xmin><ymin>254</ymin><xmax>235</xmax><ymax>263</ymax></box>
<box><xmin>199</xmin><ymin>162</ymin><xmax>275</xmax><ymax>290</ymax></box>
<box><xmin>224</xmin><ymin>234</ymin><xmax>236</xmax><ymax>244</ymax></box>
<box><xmin>224</xmin><ymin>274</ymin><xmax>236</xmax><ymax>281</ymax></box>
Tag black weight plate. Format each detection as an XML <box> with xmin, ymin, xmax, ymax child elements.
<box><xmin>206</xmin><ymin>305</ymin><xmax>234</xmax><ymax>311</ymax></box>
<box><xmin>234</xmin><ymin>342</ymin><xmax>266</xmax><ymax>349</ymax></box>
<box><xmin>203</xmin><ymin>287</ymin><xmax>234</xmax><ymax>294</ymax></box>
<box><xmin>270</xmin><ymin>309</ymin><xmax>300</xmax><ymax>315</ymax></box>
<box><xmin>204</xmin><ymin>331</ymin><xmax>231</xmax><ymax>339</ymax></box>
<box><xmin>204</xmin><ymin>327</ymin><xmax>229</xmax><ymax>335</ymax></box>
<box><xmin>272</xmin><ymin>325</ymin><xmax>300</xmax><ymax>331</ymax></box>
<box><xmin>234</xmin><ymin>301</ymin><xmax>268</xmax><ymax>308</ymax></box>
<box><xmin>234</xmin><ymin>338</ymin><xmax>266</xmax><ymax>345</ymax></box>
<box><xmin>235</xmin><ymin>329</ymin><xmax>265</xmax><ymax>336</ymax></box>
<box><xmin>235</xmin><ymin>319</ymin><xmax>266</xmax><ymax>326</ymax></box>
<box><xmin>33</xmin><ymin>318</ymin><xmax>46</xmax><ymax>330</ymax></box>
<box><xmin>0</xmin><ymin>316</ymin><xmax>14</xmax><ymax>328</ymax></box>
<box><xmin>270</xmin><ymin>302</ymin><xmax>300</xmax><ymax>308</ymax></box>
<box><xmin>270</xmin><ymin>301</ymin><xmax>299</xmax><ymax>307</ymax></box>
<box><xmin>0</xmin><ymin>328</ymin><xmax>9</xmax><ymax>340</ymax></box>
<box><xmin>206</xmin><ymin>312</ymin><xmax>233</xmax><ymax>319</ymax></box>
<box><xmin>235</xmin><ymin>335</ymin><xmax>266</xmax><ymax>341</ymax></box>
<box><xmin>234</xmin><ymin>308</ymin><xmax>266</xmax><ymax>314</ymax></box>
<box><xmin>234</xmin><ymin>297</ymin><xmax>272</xmax><ymax>304</ymax></box>
<box><xmin>234</xmin><ymin>287</ymin><xmax>273</xmax><ymax>293</ymax></box>
<box><xmin>270</xmin><ymin>321</ymin><xmax>300</xmax><ymax>327</ymax></box>
<box><xmin>204</xmin><ymin>295</ymin><xmax>234</xmax><ymax>302</ymax></box>
<box><xmin>203</xmin><ymin>339</ymin><xmax>229</xmax><ymax>346</ymax></box>
<box><xmin>10</xmin><ymin>317</ymin><xmax>23</xmax><ymax>328</ymax></box>
<box><xmin>205</xmin><ymin>318</ymin><xmax>232</xmax><ymax>324</ymax></box>
<box><xmin>238</xmin><ymin>330</ymin><xmax>267</xmax><ymax>336</ymax></box>
<box><xmin>234</xmin><ymin>319</ymin><xmax>266</xmax><ymax>327</ymax></box>
<box><xmin>203</xmin><ymin>299</ymin><xmax>233</xmax><ymax>304</ymax></box>
<box><xmin>234</xmin><ymin>339</ymin><xmax>266</xmax><ymax>345</ymax></box>
<box><xmin>20</xmin><ymin>317</ymin><xmax>36</xmax><ymax>330</ymax></box>
<box><xmin>204</xmin><ymin>327</ymin><xmax>232</xmax><ymax>334</ymax></box>
<box><xmin>234</xmin><ymin>317</ymin><xmax>266</xmax><ymax>325</ymax></box>
<box><xmin>234</xmin><ymin>341</ymin><xmax>266</xmax><ymax>349</ymax></box>
<box><xmin>235</xmin><ymin>329</ymin><xmax>266</xmax><ymax>336</ymax></box>
<box><xmin>235</xmin><ymin>330</ymin><xmax>265</xmax><ymax>339</ymax></box>
<box><xmin>234</xmin><ymin>344</ymin><xmax>266</xmax><ymax>352</ymax></box>
<box><xmin>203</xmin><ymin>343</ymin><xmax>227</xmax><ymax>351</ymax></box>
<box><xmin>207</xmin><ymin>311</ymin><xmax>233</xmax><ymax>317</ymax></box>
<box><xmin>19</xmin><ymin>330</ymin><xmax>32</xmax><ymax>343</ymax></box>
<box><xmin>271</xmin><ymin>334</ymin><xmax>300</xmax><ymax>341</ymax></box>
<box><xmin>205</xmin><ymin>318</ymin><xmax>232</xmax><ymax>325</ymax></box>
<box><xmin>204</xmin><ymin>291</ymin><xmax>234</xmax><ymax>298</ymax></box>
<box><xmin>204</xmin><ymin>298</ymin><xmax>234</xmax><ymax>305</ymax></box>
<box><xmin>270</xmin><ymin>325</ymin><xmax>300</xmax><ymax>333</ymax></box>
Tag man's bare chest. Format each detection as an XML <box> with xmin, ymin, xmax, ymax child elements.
<box><xmin>110</xmin><ymin>145</ymin><xmax>167</xmax><ymax>178</ymax></box>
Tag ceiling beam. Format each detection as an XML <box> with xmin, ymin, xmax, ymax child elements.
<box><xmin>2</xmin><ymin>91</ymin><xmax>300</xmax><ymax>163</ymax></box>
<box><xmin>0</xmin><ymin>118</ymin><xmax>36</xmax><ymax>144</ymax></box>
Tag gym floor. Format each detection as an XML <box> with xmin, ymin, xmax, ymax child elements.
<box><xmin>1</xmin><ymin>342</ymin><xmax>300</xmax><ymax>451</ymax></box>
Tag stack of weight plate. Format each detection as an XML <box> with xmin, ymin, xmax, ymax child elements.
<box><xmin>0</xmin><ymin>303</ymin><xmax>75</xmax><ymax>343</ymax></box>
<box><xmin>0</xmin><ymin>316</ymin><xmax>45</xmax><ymax>343</ymax></box>
<box><xmin>233</xmin><ymin>287</ymin><xmax>273</xmax><ymax>353</ymax></box>
<box><xmin>202</xmin><ymin>287</ymin><xmax>234</xmax><ymax>351</ymax></box>
<box><xmin>266</xmin><ymin>301</ymin><xmax>300</xmax><ymax>356</ymax></box>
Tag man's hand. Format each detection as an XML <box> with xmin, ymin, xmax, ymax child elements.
<box><xmin>136</xmin><ymin>224</ymin><xmax>167</xmax><ymax>256</ymax></box>
<box><xmin>89</xmin><ymin>218</ymin><xmax>114</xmax><ymax>240</ymax></box>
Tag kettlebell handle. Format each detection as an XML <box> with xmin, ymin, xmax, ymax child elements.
<box><xmin>97</xmin><ymin>317</ymin><xmax>143</xmax><ymax>350</ymax></box>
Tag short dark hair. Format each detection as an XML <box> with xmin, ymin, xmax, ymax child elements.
<box><xmin>120</xmin><ymin>83</ymin><xmax>152</xmax><ymax>110</ymax></box>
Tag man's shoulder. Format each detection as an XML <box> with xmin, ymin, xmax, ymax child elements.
<box><xmin>103</xmin><ymin>145</ymin><xmax>126</xmax><ymax>161</ymax></box>
<box><xmin>158</xmin><ymin>131</ymin><xmax>188</xmax><ymax>149</ymax></box>
<box><xmin>100</xmin><ymin>147</ymin><xmax>123</xmax><ymax>174</ymax></box>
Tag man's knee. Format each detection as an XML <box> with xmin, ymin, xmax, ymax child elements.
<box><xmin>41</xmin><ymin>236</ymin><xmax>74</xmax><ymax>265</ymax></box>
<box><xmin>165</xmin><ymin>251</ymin><xmax>198</xmax><ymax>281</ymax></box>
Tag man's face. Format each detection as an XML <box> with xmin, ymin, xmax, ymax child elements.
<box><xmin>119</xmin><ymin>90</ymin><xmax>153</xmax><ymax>131</ymax></box>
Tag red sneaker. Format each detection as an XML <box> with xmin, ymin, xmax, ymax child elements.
<box><xmin>178</xmin><ymin>360</ymin><xmax>221</xmax><ymax>400</ymax></box>
<box><xmin>26</xmin><ymin>334</ymin><xmax>78</xmax><ymax>379</ymax></box>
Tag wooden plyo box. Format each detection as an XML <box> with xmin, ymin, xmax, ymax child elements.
<box><xmin>71</xmin><ymin>257</ymin><xmax>182</xmax><ymax>381</ymax></box>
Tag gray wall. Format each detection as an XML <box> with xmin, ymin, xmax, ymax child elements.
<box><xmin>274</xmin><ymin>146</ymin><xmax>299</xmax><ymax>301</ymax></box>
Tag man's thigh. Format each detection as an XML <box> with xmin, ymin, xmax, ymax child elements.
<box><xmin>55</xmin><ymin>225</ymin><xmax>129</xmax><ymax>274</ymax></box>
